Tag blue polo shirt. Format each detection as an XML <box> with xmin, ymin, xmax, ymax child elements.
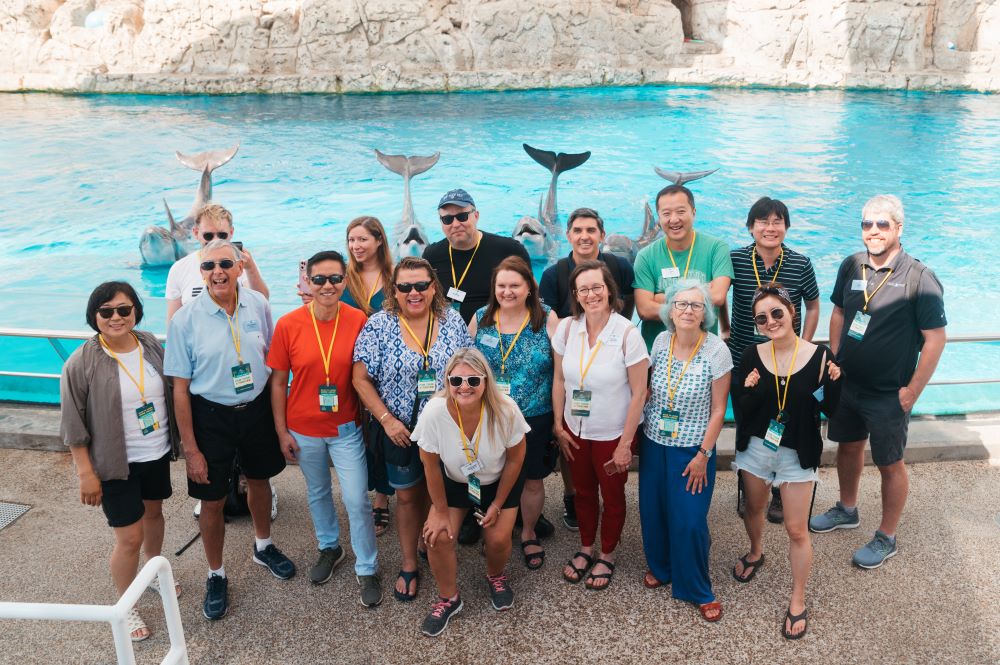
<box><xmin>164</xmin><ymin>286</ymin><xmax>274</xmax><ymax>405</ymax></box>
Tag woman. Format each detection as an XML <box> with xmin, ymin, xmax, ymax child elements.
<box><xmin>731</xmin><ymin>284</ymin><xmax>841</xmax><ymax>639</ymax></box>
<box><xmin>469</xmin><ymin>256</ymin><xmax>559</xmax><ymax>570</ymax></box>
<box><xmin>60</xmin><ymin>281</ymin><xmax>180</xmax><ymax>642</ymax></box>
<box><xmin>353</xmin><ymin>256</ymin><xmax>474</xmax><ymax>603</ymax></box>
<box><xmin>268</xmin><ymin>250</ymin><xmax>382</xmax><ymax>606</ymax></box>
<box><xmin>639</xmin><ymin>279</ymin><xmax>732</xmax><ymax>622</ymax></box>
<box><xmin>552</xmin><ymin>261</ymin><xmax>649</xmax><ymax>590</ymax></box>
<box><xmin>414</xmin><ymin>349</ymin><xmax>529</xmax><ymax>637</ymax></box>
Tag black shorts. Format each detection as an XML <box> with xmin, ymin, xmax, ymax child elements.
<box><xmin>827</xmin><ymin>383</ymin><xmax>910</xmax><ymax>466</ymax></box>
<box><xmin>442</xmin><ymin>467</ymin><xmax>525</xmax><ymax>511</ymax></box>
<box><xmin>101</xmin><ymin>452</ymin><xmax>173</xmax><ymax>528</ymax></box>
<box><xmin>523</xmin><ymin>412</ymin><xmax>557</xmax><ymax>481</ymax></box>
<box><xmin>188</xmin><ymin>391</ymin><xmax>286</xmax><ymax>501</ymax></box>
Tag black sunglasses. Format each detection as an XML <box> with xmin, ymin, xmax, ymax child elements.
<box><xmin>753</xmin><ymin>308</ymin><xmax>786</xmax><ymax>326</ymax></box>
<box><xmin>396</xmin><ymin>281</ymin><xmax>432</xmax><ymax>293</ymax></box>
<box><xmin>200</xmin><ymin>259</ymin><xmax>235</xmax><ymax>271</ymax></box>
<box><xmin>861</xmin><ymin>219</ymin><xmax>893</xmax><ymax>231</ymax></box>
<box><xmin>201</xmin><ymin>231</ymin><xmax>230</xmax><ymax>241</ymax></box>
<box><xmin>310</xmin><ymin>274</ymin><xmax>345</xmax><ymax>286</ymax></box>
<box><xmin>448</xmin><ymin>375</ymin><xmax>485</xmax><ymax>388</ymax></box>
<box><xmin>97</xmin><ymin>305</ymin><xmax>134</xmax><ymax>319</ymax></box>
<box><xmin>440</xmin><ymin>211</ymin><xmax>474</xmax><ymax>225</ymax></box>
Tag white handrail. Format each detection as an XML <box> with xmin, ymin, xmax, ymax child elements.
<box><xmin>0</xmin><ymin>556</ymin><xmax>189</xmax><ymax>665</ymax></box>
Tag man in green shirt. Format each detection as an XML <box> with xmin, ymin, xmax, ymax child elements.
<box><xmin>633</xmin><ymin>185</ymin><xmax>734</xmax><ymax>350</ymax></box>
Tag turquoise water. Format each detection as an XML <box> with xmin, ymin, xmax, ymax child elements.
<box><xmin>1</xmin><ymin>88</ymin><xmax>998</xmax><ymax>411</ymax></box>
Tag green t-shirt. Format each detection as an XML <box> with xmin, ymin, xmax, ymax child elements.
<box><xmin>632</xmin><ymin>230</ymin><xmax>734</xmax><ymax>350</ymax></box>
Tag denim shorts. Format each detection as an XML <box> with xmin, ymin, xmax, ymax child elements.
<box><xmin>732</xmin><ymin>437</ymin><xmax>818</xmax><ymax>488</ymax></box>
<box><xmin>385</xmin><ymin>454</ymin><xmax>425</xmax><ymax>490</ymax></box>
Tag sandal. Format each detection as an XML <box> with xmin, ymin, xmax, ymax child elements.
<box><xmin>392</xmin><ymin>569</ymin><xmax>419</xmax><ymax>602</ymax></box>
<box><xmin>127</xmin><ymin>607</ymin><xmax>150</xmax><ymax>642</ymax></box>
<box><xmin>148</xmin><ymin>575</ymin><xmax>183</xmax><ymax>599</ymax></box>
<box><xmin>783</xmin><ymin>607</ymin><xmax>808</xmax><ymax>640</ymax></box>
<box><xmin>584</xmin><ymin>559</ymin><xmax>616</xmax><ymax>591</ymax></box>
<box><xmin>643</xmin><ymin>570</ymin><xmax>664</xmax><ymax>589</ymax></box>
<box><xmin>732</xmin><ymin>553</ymin><xmax>765</xmax><ymax>583</ymax></box>
<box><xmin>698</xmin><ymin>600</ymin><xmax>723</xmax><ymax>622</ymax></box>
<box><xmin>520</xmin><ymin>539</ymin><xmax>545</xmax><ymax>570</ymax></box>
<box><xmin>372</xmin><ymin>507</ymin><xmax>390</xmax><ymax>537</ymax></box>
<box><xmin>562</xmin><ymin>551</ymin><xmax>594</xmax><ymax>584</ymax></box>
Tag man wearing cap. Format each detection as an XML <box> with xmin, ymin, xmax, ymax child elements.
<box><xmin>809</xmin><ymin>194</ymin><xmax>946</xmax><ymax>570</ymax></box>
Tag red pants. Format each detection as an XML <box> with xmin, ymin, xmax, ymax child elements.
<box><xmin>565</xmin><ymin>424</ymin><xmax>629</xmax><ymax>553</ymax></box>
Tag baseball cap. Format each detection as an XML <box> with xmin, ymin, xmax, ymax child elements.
<box><xmin>438</xmin><ymin>188</ymin><xmax>475</xmax><ymax>209</ymax></box>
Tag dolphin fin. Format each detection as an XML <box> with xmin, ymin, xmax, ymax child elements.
<box><xmin>175</xmin><ymin>143</ymin><xmax>240</xmax><ymax>173</ymax></box>
<box><xmin>523</xmin><ymin>143</ymin><xmax>591</xmax><ymax>175</ymax></box>
<box><xmin>538</xmin><ymin>194</ymin><xmax>544</xmax><ymax>223</ymax></box>
<box><xmin>653</xmin><ymin>166</ymin><xmax>719</xmax><ymax>185</ymax></box>
<box><xmin>164</xmin><ymin>199</ymin><xmax>182</xmax><ymax>235</ymax></box>
<box><xmin>374</xmin><ymin>150</ymin><xmax>441</xmax><ymax>178</ymax></box>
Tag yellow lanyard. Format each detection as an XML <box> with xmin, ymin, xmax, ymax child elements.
<box><xmin>449</xmin><ymin>235</ymin><xmax>482</xmax><ymax>290</ymax></box>
<box><xmin>455</xmin><ymin>401</ymin><xmax>485</xmax><ymax>463</ymax></box>
<box><xmin>309</xmin><ymin>302</ymin><xmax>342</xmax><ymax>385</ymax></box>
<box><xmin>861</xmin><ymin>265</ymin><xmax>893</xmax><ymax>313</ymax></box>
<box><xmin>365</xmin><ymin>278</ymin><xmax>381</xmax><ymax>305</ymax></box>
<box><xmin>210</xmin><ymin>292</ymin><xmax>243</xmax><ymax>364</ymax></box>
<box><xmin>399</xmin><ymin>312</ymin><xmax>435</xmax><ymax>371</ymax></box>
<box><xmin>771</xmin><ymin>336</ymin><xmax>800</xmax><ymax>421</ymax></box>
<box><xmin>578</xmin><ymin>328</ymin><xmax>604</xmax><ymax>391</ymax></box>
<box><xmin>752</xmin><ymin>245</ymin><xmax>784</xmax><ymax>287</ymax></box>
<box><xmin>665</xmin><ymin>332</ymin><xmax>705</xmax><ymax>409</ymax></box>
<box><xmin>666</xmin><ymin>231</ymin><xmax>697</xmax><ymax>279</ymax></box>
<box><xmin>99</xmin><ymin>333</ymin><xmax>146</xmax><ymax>401</ymax></box>
<box><xmin>497</xmin><ymin>311</ymin><xmax>530</xmax><ymax>375</ymax></box>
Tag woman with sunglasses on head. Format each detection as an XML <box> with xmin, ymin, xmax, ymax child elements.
<box><xmin>353</xmin><ymin>256</ymin><xmax>474</xmax><ymax>604</ymax></box>
<box><xmin>731</xmin><ymin>284</ymin><xmax>841</xmax><ymax>639</ymax></box>
<box><xmin>639</xmin><ymin>279</ymin><xmax>732</xmax><ymax>623</ymax></box>
<box><xmin>469</xmin><ymin>256</ymin><xmax>559</xmax><ymax>571</ymax></box>
<box><xmin>552</xmin><ymin>260</ymin><xmax>649</xmax><ymax>591</ymax></box>
<box><xmin>60</xmin><ymin>281</ymin><xmax>180</xmax><ymax>642</ymax></box>
<box><xmin>413</xmin><ymin>348</ymin><xmax>529</xmax><ymax>636</ymax></box>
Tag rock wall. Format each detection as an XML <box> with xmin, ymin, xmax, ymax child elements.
<box><xmin>1</xmin><ymin>0</ymin><xmax>997</xmax><ymax>93</ymax></box>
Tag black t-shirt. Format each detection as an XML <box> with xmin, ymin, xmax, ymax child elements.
<box><xmin>830</xmin><ymin>249</ymin><xmax>946</xmax><ymax>393</ymax></box>
<box><xmin>538</xmin><ymin>251</ymin><xmax>636</xmax><ymax>319</ymax></box>
<box><xmin>423</xmin><ymin>231</ymin><xmax>531</xmax><ymax>324</ymax></box>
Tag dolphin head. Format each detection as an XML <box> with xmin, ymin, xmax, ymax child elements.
<box><xmin>602</xmin><ymin>234</ymin><xmax>638</xmax><ymax>263</ymax></box>
<box><xmin>396</xmin><ymin>224</ymin><xmax>429</xmax><ymax>259</ymax></box>
<box><xmin>512</xmin><ymin>216</ymin><xmax>550</xmax><ymax>261</ymax></box>
<box><xmin>140</xmin><ymin>226</ymin><xmax>183</xmax><ymax>266</ymax></box>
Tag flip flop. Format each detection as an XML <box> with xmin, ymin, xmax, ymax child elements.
<box><xmin>372</xmin><ymin>507</ymin><xmax>390</xmax><ymax>537</ymax></box>
<box><xmin>643</xmin><ymin>570</ymin><xmax>664</xmax><ymax>589</ymax></box>
<box><xmin>392</xmin><ymin>569</ymin><xmax>419</xmax><ymax>602</ymax></box>
<box><xmin>732</xmin><ymin>553</ymin><xmax>765</xmax><ymax>583</ymax></box>
<box><xmin>783</xmin><ymin>607</ymin><xmax>808</xmax><ymax>640</ymax></box>
<box><xmin>698</xmin><ymin>600</ymin><xmax>723</xmax><ymax>622</ymax></box>
<box><xmin>585</xmin><ymin>559</ymin><xmax>616</xmax><ymax>591</ymax></box>
<box><xmin>563</xmin><ymin>551</ymin><xmax>594</xmax><ymax>584</ymax></box>
<box><xmin>520</xmin><ymin>539</ymin><xmax>545</xmax><ymax>570</ymax></box>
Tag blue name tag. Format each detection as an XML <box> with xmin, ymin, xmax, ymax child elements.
<box><xmin>243</xmin><ymin>319</ymin><xmax>261</xmax><ymax>332</ymax></box>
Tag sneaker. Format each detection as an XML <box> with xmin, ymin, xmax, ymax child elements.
<box><xmin>808</xmin><ymin>501</ymin><xmax>860</xmax><ymax>533</ymax></box>
<box><xmin>193</xmin><ymin>500</ymin><xmax>202</xmax><ymax>520</ymax></box>
<box><xmin>535</xmin><ymin>513</ymin><xmax>555</xmax><ymax>539</ymax></box>
<box><xmin>253</xmin><ymin>543</ymin><xmax>296</xmax><ymax>580</ymax></box>
<box><xmin>270</xmin><ymin>483</ymin><xmax>278</xmax><ymax>521</ymax></box>
<box><xmin>562</xmin><ymin>494</ymin><xmax>579</xmax><ymax>531</ymax></box>
<box><xmin>458</xmin><ymin>510</ymin><xmax>481</xmax><ymax>545</ymax></box>
<box><xmin>852</xmin><ymin>531</ymin><xmax>898</xmax><ymax>569</ymax></box>
<box><xmin>487</xmin><ymin>573</ymin><xmax>514</xmax><ymax>611</ymax></box>
<box><xmin>202</xmin><ymin>574</ymin><xmax>228</xmax><ymax>620</ymax></box>
<box><xmin>309</xmin><ymin>546</ymin><xmax>345</xmax><ymax>585</ymax></box>
<box><xmin>767</xmin><ymin>491</ymin><xmax>784</xmax><ymax>524</ymax></box>
<box><xmin>357</xmin><ymin>574</ymin><xmax>383</xmax><ymax>608</ymax></box>
<box><xmin>420</xmin><ymin>595</ymin><xmax>463</xmax><ymax>637</ymax></box>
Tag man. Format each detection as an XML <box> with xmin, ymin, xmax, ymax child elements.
<box><xmin>165</xmin><ymin>203</ymin><xmax>269</xmax><ymax>320</ymax></box>
<box><xmin>809</xmin><ymin>194</ymin><xmax>946</xmax><ymax>569</ymax></box>
<box><xmin>165</xmin><ymin>239</ymin><xmax>294</xmax><ymax>620</ymax></box>
<box><xmin>633</xmin><ymin>185</ymin><xmax>733</xmax><ymax>351</ymax></box>
<box><xmin>728</xmin><ymin>197</ymin><xmax>820</xmax><ymax>524</ymax></box>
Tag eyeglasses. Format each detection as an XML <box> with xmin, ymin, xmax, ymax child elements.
<box><xmin>448</xmin><ymin>375</ymin><xmax>485</xmax><ymax>388</ymax></box>
<box><xmin>310</xmin><ymin>274</ymin><xmax>345</xmax><ymax>286</ymax></box>
<box><xmin>201</xmin><ymin>231</ymin><xmax>230</xmax><ymax>241</ymax></box>
<box><xmin>396</xmin><ymin>281</ymin><xmax>432</xmax><ymax>293</ymax></box>
<box><xmin>754</xmin><ymin>219</ymin><xmax>785</xmax><ymax>228</ymax></box>
<box><xmin>861</xmin><ymin>219</ymin><xmax>893</xmax><ymax>231</ymax></box>
<box><xmin>575</xmin><ymin>284</ymin><xmax>605</xmax><ymax>297</ymax></box>
<box><xmin>200</xmin><ymin>259</ymin><xmax>235</xmax><ymax>271</ymax></box>
<box><xmin>753</xmin><ymin>308</ymin><xmax>786</xmax><ymax>326</ymax></box>
<box><xmin>97</xmin><ymin>305</ymin><xmax>134</xmax><ymax>319</ymax></box>
<box><xmin>440</xmin><ymin>211</ymin><xmax>474</xmax><ymax>225</ymax></box>
<box><xmin>672</xmin><ymin>300</ymin><xmax>705</xmax><ymax>312</ymax></box>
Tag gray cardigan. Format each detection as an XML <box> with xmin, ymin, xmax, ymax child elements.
<box><xmin>60</xmin><ymin>331</ymin><xmax>180</xmax><ymax>481</ymax></box>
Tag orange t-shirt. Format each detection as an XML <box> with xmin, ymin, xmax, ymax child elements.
<box><xmin>267</xmin><ymin>303</ymin><xmax>367</xmax><ymax>437</ymax></box>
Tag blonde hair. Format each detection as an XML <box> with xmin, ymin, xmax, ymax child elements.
<box><xmin>439</xmin><ymin>348</ymin><xmax>518</xmax><ymax>447</ymax></box>
<box><xmin>345</xmin><ymin>216</ymin><xmax>394</xmax><ymax>316</ymax></box>
<box><xmin>195</xmin><ymin>203</ymin><xmax>233</xmax><ymax>228</ymax></box>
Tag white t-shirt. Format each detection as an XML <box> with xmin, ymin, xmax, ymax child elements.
<box><xmin>105</xmin><ymin>346</ymin><xmax>171</xmax><ymax>463</ymax></box>
<box><xmin>165</xmin><ymin>251</ymin><xmax>250</xmax><ymax>305</ymax></box>
<box><xmin>412</xmin><ymin>396</ymin><xmax>530</xmax><ymax>484</ymax></box>
<box><xmin>552</xmin><ymin>313</ymin><xmax>649</xmax><ymax>441</ymax></box>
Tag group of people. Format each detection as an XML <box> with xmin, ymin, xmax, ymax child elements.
<box><xmin>60</xmin><ymin>184</ymin><xmax>946</xmax><ymax>641</ymax></box>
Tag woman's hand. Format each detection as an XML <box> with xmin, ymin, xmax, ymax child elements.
<box><xmin>478</xmin><ymin>503</ymin><xmax>502</xmax><ymax>529</ymax></box>
<box><xmin>744</xmin><ymin>368</ymin><xmax>761</xmax><ymax>388</ymax></box>
<box><xmin>383</xmin><ymin>416</ymin><xmax>412</xmax><ymax>447</ymax></box>
<box><xmin>278</xmin><ymin>430</ymin><xmax>300</xmax><ymax>462</ymax></box>
<box><xmin>78</xmin><ymin>470</ymin><xmax>102</xmax><ymax>506</ymax></box>
<box><xmin>682</xmin><ymin>453</ymin><xmax>709</xmax><ymax>494</ymax></box>
<box><xmin>827</xmin><ymin>360</ymin><xmax>841</xmax><ymax>381</ymax></box>
<box><xmin>554</xmin><ymin>425</ymin><xmax>577</xmax><ymax>462</ymax></box>
<box><xmin>422</xmin><ymin>507</ymin><xmax>454</xmax><ymax>547</ymax></box>
<box><xmin>610</xmin><ymin>443</ymin><xmax>632</xmax><ymax>474</ymax></box>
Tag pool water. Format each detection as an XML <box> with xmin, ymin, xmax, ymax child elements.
<box><xmin>1</xmin><ymin>88</ymin><xmax>998</xmax><ymax>411</ymax></box>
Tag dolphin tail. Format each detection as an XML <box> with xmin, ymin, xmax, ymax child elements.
<box><xmin>523</xmin><ymin>143</ymin><xmax>591</xmax><ymax>175</ymax></box>
<box><xmin>653</xmin><ymin>166</ymin><xmax>719</xmax><ymax>186</ymax></box>
<box><xmin>175</xmin><ymin>143</ymin><xmax>240</xmax><ymax>173</ymax></box>
<box><xmin>374</xmin><ymin>150</ymin><xmax>441</xmax><ymax>178</ymax></box>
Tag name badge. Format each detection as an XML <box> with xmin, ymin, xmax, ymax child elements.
<box><xmin>851</xmin><ymin>279</ymin><xmax>867</xmax><ymax>291</ymax></box>
<box><xmin>661</xmin><ymin>267</ymin><xmax>680</xmax><ymax>279</ymax></box>
<box><xmin>243</xmin><ymin>319</ymin><xmax>261</xmax><ymax>332</ymax></box>
<box><xmin>480</xmin><ymin>334</ymin><xmax>500</xmax><ymax>349</ymax></box>
<box><xmin>602</xmin><ymin>333</ymin><xmax>622</xmax><ymax>346</ymax></box>
<box><xmin>813</xmin><ymin>385</ymin><xmax>825</xmax><ymax>402</ymax></box>
<box><xmin>136</xmin><ymin>402</ymin><xmax>159</xmax><ymax>436</ymax></box>
<box><xmin>497</xmin><ymin>373</ymin><xmax>512</xmax><ymax>396</ymax></box>
<box><xmin>319</xmin><ymin>384</ymin><xmax>338</xmax><ymax>412</ymax></box>
<box><xmin>460</xmin><ymin>459</ymin><xmax>483</xmax><ymax>477</ymax></box>
<box><xmin>658</xmin><ymin>408</ymin><xmax>680</xmax><ymax>437</ymax></box>
<box><xmin>571</xmin><ymin>389</ymin><xmax>592</xmax><ymax>417</ymax></box>
<box><xmin>417</xmin><ymin>369</ymin><xmax>437</xmax><ymax>398</ymax></box>
<box><xmin>447</xmin><ymin>287</ymin><xmax>467</xmax><ymax>302</ymax></box>
<box><xmin>847</xmin><ymin>311</ymin><xmax>870</xmax><ymax>340</ymax></box>
<box><xmin>231</xmin><ymin>363</ymin><xmax>254</xmax><ymax>394</ymax></box>
<box><xmin>763</xmin><ymin>419</ymin><xmax>785</xmax><ymax>451</ymax></box>
<box><xmin>467</xmin><ymin>474</ymin><xmax>482</xmax><ymax>505</ymax></box>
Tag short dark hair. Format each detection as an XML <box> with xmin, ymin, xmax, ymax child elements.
<box><xmin>568</xmin><ymin>260</ymin><xmax>623</xmax><ymax>317</ymax></box>
<box><xmin>655</xmin><ymin>184</ymin><xmax>695</xmax><ymax>210</ymax></box>
<box><xmin>306</xmin><ymin>250</ymin><xmax>346</xmax><ymax>276</ymax></box>
<box><xmin>567</xmin><ymin>207</ymin><xmax>605</xmax><ymax>234</ymax></box>
<box><xmin>746</xmin><ymin>197</ymin><xmax>791</xmax><ymax>230</ymax></box>
<box><xmin>85</xmin><ymin>281</ymin><xmax>144</xmax><ymax>332</ymax></box>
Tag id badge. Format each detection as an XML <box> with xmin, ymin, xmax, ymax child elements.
<box><xmin>497</xmin><ymin>373</ymin><xmax>512</xmax><ymax>396</ymax></box>
<box><xmin>813</xmin><ymin>385</ymin><xmax>825</xmax><ymax>402</ymax></box>
<box><xmin>231</xmin><ymin>363</ymin><xmax>254</xmax><ymax>394</ymax></box>
<box><xmin>319</xmin><ymin>384</ymin><xmax>338</xmax><ymax>412</ymax></box>
<box><xmin>136</xmin><ymin>402</ymin><xmax>159</xmax><ymax>436</ymax></box>
<box><xmin>571</xmin><ymin>389</ymin><xmax>592</xmax><ymax>417</ymax></box>
<box><xmin>460</xmin><ymin>458</ymin><xmax>483</xmax><ymax>477</ymax></box>
<box><xmin>851</xmin><ymin>279</ymin><xmax>867</xmax><ymax>291</ymax></box>
<box><xmin>847</xmin><ymin>311</ymin><xmax>870</xmax><ymax>340</ymax></box>
<box><xmin>467</xmin><ymin>474</ymin><xmax>482</xmax><ymax>505</ymax></box>
<box><xmin>480</xmin><ymin>334</ymin><xmax>500</xmax><ymax>349</ymax></box>
<box><xmin>417</xmin><ymin>369</ymin><xmax>437</xmax><ymax>398</ymax></box>
<box><xmin>763</xmin><ymin>419</ymin><xmax>785</xmax><ymax>451</ymax></box>
<box><xmin>658</xmin><ymin>408</ymin><xmax>681</xmax><ymax>438</ymax></box>
<box><xmin>661</xmin><ymin>267</ymin><xmax>680</xmax><ymax>279</ymax></box>
<box><xmin>447</xmin><ymin>286</ymin><xmax>466</xmax><ymax>302</ymax></box>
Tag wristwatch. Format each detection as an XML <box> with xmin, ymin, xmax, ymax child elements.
<box><xmin>697</xmin><ymin>446</ymin><xmax>713</xmax><ymax>459</ymax></box>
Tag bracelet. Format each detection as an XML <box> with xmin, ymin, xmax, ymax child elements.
<box><xmin>379</xmin><ymin>412</ymin><xmax>390</xmax><ymax>423</ymax></box>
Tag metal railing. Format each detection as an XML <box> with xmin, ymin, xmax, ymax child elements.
<box><xmin>0</xmin><ymin>556</ymin><xmax>189</xmax><ymax>665</ymax></box>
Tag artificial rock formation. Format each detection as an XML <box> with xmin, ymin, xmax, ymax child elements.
<box><xmin>0</xmin><ymin>0</ymin><xmax>997</xmax><ymax>93</ymax></box>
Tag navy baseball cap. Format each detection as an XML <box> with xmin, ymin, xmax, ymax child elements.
<box><xmin>438</xmin><ymin>188</ymin><xmax>476</xmax><ymax>209</ymax></box>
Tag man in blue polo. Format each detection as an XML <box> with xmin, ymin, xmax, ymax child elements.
<box><xmin>165</xmin><ymin>239</ymin><xmax>295</xmax><ymax>620</ymax></box>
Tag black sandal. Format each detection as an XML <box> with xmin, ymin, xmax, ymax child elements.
<box><xmin>392</xmin><ymin>569</ymin><xmax>419</xmax><ymax>602</ymax></box>
<box><xmin>585</xmin><ymin>559</ymin><xmax>616</xmax><ymax>591</ymax></box>
<box><xmin>520</xmin><ymin>539</ymin><xmax>545</xmax><ymax>570</ymax></box>
<box><xmin>563</xmin><ymin>551</ymin><xmax>594</xmax><ymax>583</ymax></box>
<box><xmin>782</xmin><ymin>607</ymin><xmax>808</xmax><ymax>640</ymax></box>
<box><xmin>732</xmin><ymin>553</ymin><xmax>765</xmax><ymax>583</ymax></box>
<box><xmin>372</xmin><ymin>507</ymin><xmax>390</xmax><ymax>537</ymax></box>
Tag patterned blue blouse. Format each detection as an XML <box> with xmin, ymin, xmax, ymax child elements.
<box><xmin>473</xmin><ymin>305</ymin><xmax>553</xmax><ymax>418</ymax></box>
<box><xmin>353</xmin><ymin>307</ymin><xmax>473</xmax><ymax>423</ymax></box>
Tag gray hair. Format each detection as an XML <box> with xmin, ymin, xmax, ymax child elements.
<box><xmin>659</xmin><ymin>278</ymin><xmax>716</xmax><ymax>332</ymax></box>
<box><xmin>862</xmin><ymin>194</ymin><xmax>904</xmax><ymax>226</ymax></box>
<box><xmin>201</xmin><ymin>239</ymin><xmax>242</xmax><ymax>262</ymax></box>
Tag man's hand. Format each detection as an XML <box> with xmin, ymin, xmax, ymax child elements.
<box><xmin>185</xmin><ymin>449</ymin><xmax>210</xmax><ymax>484</ymax></box>
<box><xmin>278</xmin><ymin>431</ymin><xmax>300</xmax><ymax>462</ymax></box>
<box><xmin>899</xmin><ymin>386</ymin><xmax>917</xmax><ymax>413</ymax></box>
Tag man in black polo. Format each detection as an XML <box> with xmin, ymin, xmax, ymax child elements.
<box><xmin>809</xmin><ymin>194</ymin><xmax>946</xmax><ymax>570</ymax></box>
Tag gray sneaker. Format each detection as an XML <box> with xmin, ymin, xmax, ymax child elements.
<box><xmin>808</xmin><ymin>501</ymin><xmax>860</xmax><ymax>533</ymax></box>
<box><xmin>852</xmin><ymin>531</ymin><xmax>898</xmax><ymax>569</ymax></box>
<box><xmin>358</xmin><ymin>574</ymin><xmax>383</xmax><ymax>608</ymax></box>
<box><xmin>310</xmin><ymin>546</ymin><xmax>346</xmax><ymax>584</ymax></box>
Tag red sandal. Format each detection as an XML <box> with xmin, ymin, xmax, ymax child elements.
<box><xmin>698</xmin><ymin>600</ymin><xmax>723</xmax><ymax>622</ymax></box>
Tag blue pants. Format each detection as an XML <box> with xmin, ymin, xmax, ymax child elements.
<box><xmin>638</xmin><ymin>432</ymin><xmax>716</xmax><ymax>604</ymax></box>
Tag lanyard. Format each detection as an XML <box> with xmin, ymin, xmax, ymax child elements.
<box><xmin>752</xmin><ymin>245</ymin><xmax>784</xmax><ymax>287</ymax></box>
<box><xmin>665</xmin><ymin>332</ymin><xmax>705</xmax><ymax>409</ymax></box>
<box><xmin>455</xmin><ymin>401</ymin><xmax>485</xmax><ymax>463</ymax></box>
<box><xmin>861</xmin><ymin>265</ymin><xmax>893</xmax><ymax>313</ymax></box>
<box><xmin>210</xmin><ymin>292</ymin><xmax>243</xmax><ymax>364</ymax></box>
<box><xmin>99</xmin><ymin>333</ymin><xmax>146</xmax><ymax>401</ymax></box>
<box><xmin>309</xmin><ymin>302</ymin><xmax>342</xmax><ymax>385</ymax></box>
<box><xmin>399</xmin><ymin>311</ymin><xmax>435</xmax><ymax>371</ymax></box>
<box><xmin>666</xmin><ymin>231</ymin><xmax>697</xmax><ymax>279</ymax></box>
<box><xmin>497</xmin><ymin>311</ymin><xmax>530</xmax><ymax>375</ymax></box>
<box><xmin>365</xmin><ymin>278</ymin><xmax>381</xmax><ymax>305</ymax></box>
<box><xmin>449</xmin><ymin>235</ymin><xmax>482</xmax><ymax>290</ymax></box>
<box><xmin>771</xmin><ymin>335</ymin><xmax>800</xmax><ymax>422</ymax></box>
<box><xmin>578</xmin><ymin>328</ymin><xmax>604</xmax><ymax>391</ymax></box>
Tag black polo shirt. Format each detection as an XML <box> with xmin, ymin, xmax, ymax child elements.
<box><xmin>831</xmin><ymin>249</ymin><xmax>946</xmax><ymax>393</ymax></box>
<box><xmin>538</xmin><ymin>251</ymin><xmax>636</xmax><ymax>319</ymax></box>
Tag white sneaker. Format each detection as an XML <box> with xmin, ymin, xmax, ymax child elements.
<box><xmin>270</xmin><ymin>482</ymin><xmax>278</xmax><ymax>521</ymax></box>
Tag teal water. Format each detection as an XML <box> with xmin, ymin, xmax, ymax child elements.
<box><xmin>0</xmin><ymin>88</ymin><xmax>998</xmax><ymax>411</ymax></box>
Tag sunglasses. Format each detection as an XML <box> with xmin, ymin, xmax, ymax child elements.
<box><xmin>448</xmin><ymin>375</ymin><xmax>485</xmax><ymax>388</ymax></box>
<box><xmin>861</xmin><ymin>219</ymin><xmax>893</xmax><ymax>231</ymax></box>
<box><xmin>200</xmin><ymin>259</ymin><xmax>236</xmax><ymax>271</ymax></box>
<box><xmin>310</xmin><ymin>274</ymin><xmax>345</xmax><ymax>286</ymax></box>
<box><xmin>753</xmin><ymin>308</ymin><xmax>787</xmax><ymax>326</ymax></box>
<box><xmin>201</xmin><ymin>231</ymin><xmax>230</xmax><ymax>241</ymax></box>
<box><xmin>396</xmin><ymin>281</ymin><xmax>432</xmax><ymax>293</ymax></box>
<box><xmin>440</xmin><ymin>211</ymin><xmax>474</xmax><ymax>225</ymax></box>
<box><xmin>97</xmin><ymin>305</ymin><xmax>134</xmax><ymax>319</ymax></box>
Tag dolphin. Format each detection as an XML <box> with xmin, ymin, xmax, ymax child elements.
<box><xmin>602</xmin><ymin>201</ymin><xmax>661</xmax><ymax>264</ymax></box>
<box><xmin>139</xmin><ymin>144</ymin><xmax>240</xmax><ymax>266</ymax></box>
<box><xmin>374</xmin><ymin>149</ymin><xmax>439</xmax><ymax>259</ymax></box>
<box><xmin>522</xmin><ymin>143</ymin><xmax>591</xmax><ymax>239</ymax></box>
<box><xmin>653</xmin><ymin>166</ymin><xmax>719</xmax><ymax>186</ymax></box>
<box><xmin>512</xmin><ymin>207</ymin><xmax>560</xmax><ymax>271</ymax></box>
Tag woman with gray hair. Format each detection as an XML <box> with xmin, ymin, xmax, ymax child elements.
<box><xmin>639</xmin><ymin>279</ymin><xmax>732</xmax><ymax>622</ymax></box>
